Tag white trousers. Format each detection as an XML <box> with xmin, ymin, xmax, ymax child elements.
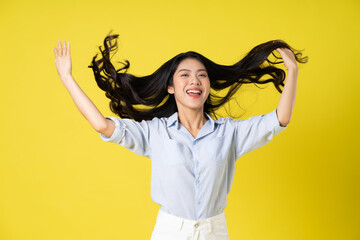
<box><xmin>150</xmin><ymin>209</ymin><xmax>230</xmax><ymax>240</ymax></box>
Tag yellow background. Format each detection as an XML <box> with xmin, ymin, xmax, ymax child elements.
<box><xmin>1</xmin><ymin>0</ymin><xmax>359</xmax><ymax>239</ymax></box>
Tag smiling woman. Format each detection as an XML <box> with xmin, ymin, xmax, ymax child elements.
<box><xmin>54</xmin><ymin>30</ymin><xmax>308</xmax><ymax>240</ymax></box>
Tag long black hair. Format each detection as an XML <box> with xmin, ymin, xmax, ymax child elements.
<box><xmin>88</xmin><ymin>31</ymin><xmax>308</xmax><ymax>121</ymax></box>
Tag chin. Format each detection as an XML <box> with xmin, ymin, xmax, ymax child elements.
<box><xmin>175</xmin><ymin>97</ymin><xmax>207</xmax><ymax>111</ymax></box>
<box><xmin>185</xmin><ymin>104</ymin><xmax>205</xmax><ymax>111</ymax></box>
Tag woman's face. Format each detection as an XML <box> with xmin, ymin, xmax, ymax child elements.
<box><xmin>168</xmin><ymin>58</ymin><xmax>210</xmax><ymax>112</ymax></box>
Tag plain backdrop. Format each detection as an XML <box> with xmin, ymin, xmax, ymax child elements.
<box><xmin>1</xmin><ymin>0</ymin><xmax>359</xmax><ymax>239</ymax></box>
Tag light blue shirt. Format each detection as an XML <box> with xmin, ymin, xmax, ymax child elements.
<box><xmin>100</xmin><ymin>108</ymin><xmax>287</xmax><ymax>220</ymax></box>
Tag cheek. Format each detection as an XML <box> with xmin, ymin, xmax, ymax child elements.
<box><xmin>204</xmin><ymin>80</ymin><xmax>211</xmax><ymax>92</ymax></box>
<box><xmin>175</xmin><ymin>82</ymin><xmax>186</xmax><ymax>91</ymax></box>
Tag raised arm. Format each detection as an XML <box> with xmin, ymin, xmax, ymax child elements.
<box><xmin>53</xmin><ymin>40</ymin><xmax>113</xmax><ymax>134</ymax></box>
<box><xmin>275</xmin><ymin>48</ymin><xmax>299</xmax><ymax>127</ymax></box>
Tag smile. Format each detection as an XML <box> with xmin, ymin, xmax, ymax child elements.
<box><xmin>186</xmin><ymin>89</ymin><xmax>202</xmax><ymax>98</ymax></box>
<box><xmin>186</xmin><ymin>90</ymin><xmax>202</xmax><ymax>95</ymax></box>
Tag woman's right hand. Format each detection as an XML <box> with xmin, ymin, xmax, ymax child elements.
<box><xmin>54</xmin><ymin>40</ymin><xmax>72</xmax><ymax>83</ymax></box>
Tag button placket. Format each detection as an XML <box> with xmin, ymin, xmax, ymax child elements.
<box><xmin>193</xmin><ymin>142</ymin><xmax>201</xmax><ymax>215</ymax></box>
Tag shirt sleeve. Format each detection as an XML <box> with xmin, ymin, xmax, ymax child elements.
<box><xmin>100</xmin><ymin>116</ymin><xmax>151</xmax><ymax>158</ymax></box>
<box><xmin>234</xmin><ymin>108</ymin><xmax>287</xmax><ymax>160</ymax></box>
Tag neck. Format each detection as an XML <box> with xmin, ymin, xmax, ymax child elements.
<box><xmin>177</xmin><ymin>107</ymin><xmax>208</xmax><ymax>131</ymax></box>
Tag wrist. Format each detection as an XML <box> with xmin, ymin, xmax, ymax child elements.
<box><xmin>287</xmin><ymin>66</ymin><xmax>299</xmax><ymax>73</ymax></box>
<box><xmin>60</xmin><ymin>74</ymin><xmax>73</xmax><ymax>83</ymax></box>
<box><xmin>61</xmin><ymin>74</ymin><xmax>75</xmax><ymax>89</ymax></box>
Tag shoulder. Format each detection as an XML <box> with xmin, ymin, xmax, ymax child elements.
<box><xmin>122</xmin><ymin>114</ymin><xmax>175</xmax><ymax>130</ymax></box>
<box><xmin>142</xmin><ymin>116</ymin><xmax>167</xmax><ymax>130</ymax></box>
<box><xmin>212</xmin><ymin>115</ymin><xmax>242</xmax><ymax>126</ymax></box>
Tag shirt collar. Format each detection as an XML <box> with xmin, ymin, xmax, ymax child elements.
<box><xmin>166</xmin><ymin>111</ymin><xmax>223</xmax><ymax>131</ymax></box>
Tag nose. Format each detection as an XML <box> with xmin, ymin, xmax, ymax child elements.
<box><xmin>190</xmin><ymin>76</ymin><xmax>201</xmax><ymax>85</ymax></box>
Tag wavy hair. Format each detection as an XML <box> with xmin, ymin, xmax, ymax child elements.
<box><xmin>88</xmin><ymin>31</ymin><xmax>308</xmax><ymax>121</ymax></box>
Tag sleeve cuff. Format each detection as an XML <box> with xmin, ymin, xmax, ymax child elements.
<box><xmin>265</xmin><ymin>108</ymin><xmax>287</xmax><ymax>136</ymax></box>
<box><xmin>100</xmin><ymin>116</ymin><xmax>124</xmax><ymax>142</ymax></box>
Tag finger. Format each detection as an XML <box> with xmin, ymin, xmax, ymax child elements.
<box><xmin>57</xmin><ymin>40</ymin><xmax>62</xmax><ymax>56</ymax></box>
<box><xmin>53</xmin><ymin>47</ymin><xmax>58</xmax><ymax>57</ymax></box>
<box><xmin>67</xmin><ymin>41</ymin><xmax>70</xmax><ymax>55</ymax></box>
<box><xmin>62</xmin><ymin>40</ymin><xmax>66</xmax><ymax>56</ymax></box>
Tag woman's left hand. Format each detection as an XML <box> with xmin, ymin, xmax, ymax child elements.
<box><xmin>275</xmin><ymin>48</ymin><xmax>298</xmax><ymax>71</ymax></box>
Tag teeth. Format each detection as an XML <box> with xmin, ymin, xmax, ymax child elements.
<box><xmin>187</xmin><ymin>90</ymin><xmax>201</xmax><ymax>94</ymax></box>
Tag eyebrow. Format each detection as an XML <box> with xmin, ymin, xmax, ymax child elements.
<box><xmin>177</xmin><ymin>69</ymin><xmax>207</xmax><ymax>73</ymax></box>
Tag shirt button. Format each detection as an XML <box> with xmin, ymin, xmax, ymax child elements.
<box><xmin>196</xmin><ymin>179</ymin><xmax>200</xmax><ymax>184</ymax></box>
<box><xmin>195</xmin><ymin>160</ymin><xmax>199</xmax><ymax>166</ymax></box>
<box><xmin>193</xmin><ymin>141</ymin><xmax>196</xmax><ymax>145</ymax></box>
<box><xmin>197</xmin><ymin>201</ymin><xmax>200</xmax><ymax>205</ymax></box>
<box><xmin>194</xmin><ymin>223</ymin><xmax>199</xmax><ymax>228</ymax></box>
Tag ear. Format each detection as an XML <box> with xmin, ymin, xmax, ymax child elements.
<box><xmin>167</xmin><ymin>85</ymin><xmax>174</xmax><ymax>94</ymax></box>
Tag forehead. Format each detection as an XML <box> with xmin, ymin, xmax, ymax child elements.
<box><xmin>176</xmin><ymin>58</ymin><xmax>206</xmax><ymax>71</ymax></box>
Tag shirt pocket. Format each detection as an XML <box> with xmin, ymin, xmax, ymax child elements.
<box><xmin>202</xmin><ymin>135</ymin><xmax>227</xmax><ymax>165</ymax></box>
<box><xmin>161</xmin><ymin>139</ymin><xmax>189</xmax><ymax>166</ymax></box>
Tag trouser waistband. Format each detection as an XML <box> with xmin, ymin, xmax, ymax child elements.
<box><xmin>157</xmin><ymin>209</ymin><xmax>226</xmax><ymax>232</ymax></box>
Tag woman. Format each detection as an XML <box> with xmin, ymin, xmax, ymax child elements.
<box><xmin>53</xmin><ymin>32</ymin><xmax>308</xmax><ymax>240</ymax></box>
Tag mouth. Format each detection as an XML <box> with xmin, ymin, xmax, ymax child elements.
<box><xmin>186</xmin><ymin>90</ymin><xmax>202</xmax><ymax>97</ymax></box>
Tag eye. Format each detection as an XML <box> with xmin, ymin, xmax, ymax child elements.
<box><xmin>181</xmin><ymin>74</ymin><xmax>189</xmax><ymax>77</ymax></box>
<box><xmin>199</xmin><ymin>74</ymin><xmax>207</xmax><ymax>77</ymax></box>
